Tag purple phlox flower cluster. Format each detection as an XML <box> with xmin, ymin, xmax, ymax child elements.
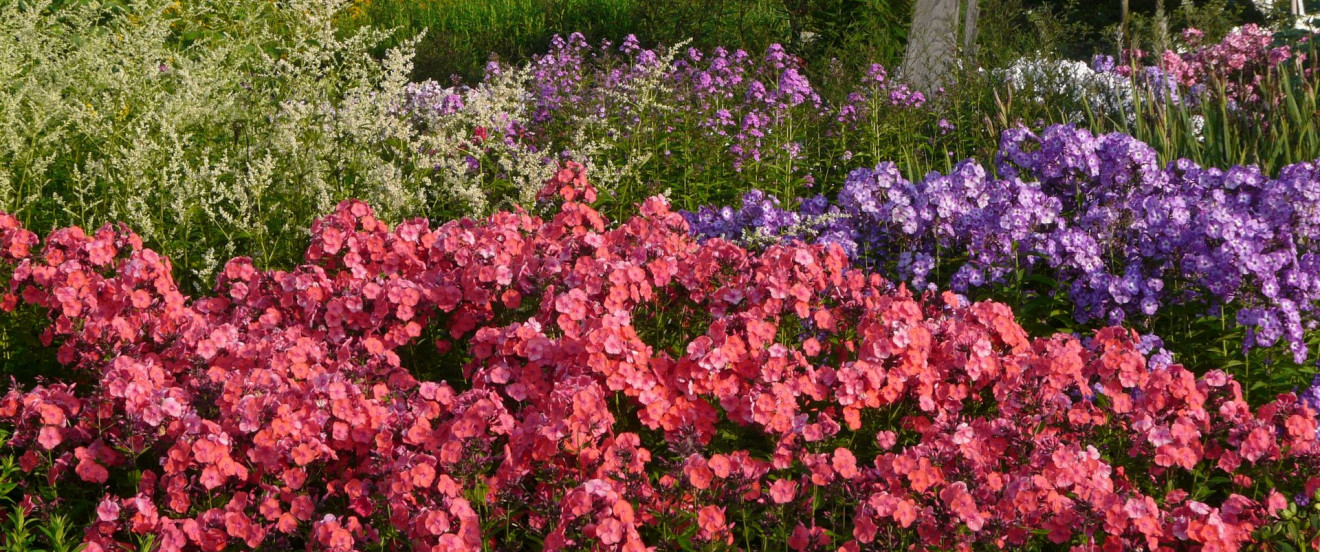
<box><xmin>1092</xmin><ymin>54</ymin><xmax>1116</xmax><ymax>74</ymax></box>
<box><xmin>526</xmin><ymin>32</ymin><xmax>594</xmax><ymax>122</ymax></box>
<box><xmin>840</xmin><ymin>158</ymin><xmax>1062</xmax><ymax>290</ymax></box>
<box><xmin>687</xmin><ymin>124</ymin><xmax>1320</xmax><ymax>364</ymax></box>
<box><xmin>1139</xmin><ymin>65</ymin><xmax>1182</xmax><ymax>103</ymax></box>
<box><xmin>395</xmin><ymin>36</ymin><xmax>930</xmax><ymax>183</ymax></box>
<box><xmin>1136</xmin><ymin>333</ymin><xmax>1176</xmax><ymax>369</ymax></box>
<box><xmin>397</xmin><ymin>81</ymin><xmax>466</xmax><ymax>126</ymax></box>
<box><xmin>672</xmin><ymin>46</ymin><xmax>752</xmax><ymax>104</ymax></box>
<box><xmin>670</xmin><ymin>43</ymin><xmax>824</xmax><ymax>171</ymax></box>
<box><xmin>1001</xmin><ymin>125</ymin><xmax>1320</xmax><ymax>362</ymax></box>
<box><xmin>682</xmin><ymin>190</ymin><xmax>855</xmax><ymax>257</ymax></box>
<box><xmin>837</xmin><ymin>64</ymin><xmax>925</xmax><ymax>125</ymax></box>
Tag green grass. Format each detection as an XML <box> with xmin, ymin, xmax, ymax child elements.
<box><xmin>336</xmin><ymin>0</ymin><xmax>941</xmax><ymax>89</ymax></box>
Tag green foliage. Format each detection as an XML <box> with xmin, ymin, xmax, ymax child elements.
<box><xmin>779</xmin><ymin>0</ymin><xmax>913</xmax><ymax>71</ymax></box>
<box><xmin>0</xmin><ymin>433</ymin><xmax>85</xmax><ymax>552</ymax></box>
<box><xmin>0</xmin><ymin>0</ymin><xmax>471</xmax><ymax>293</ymax></box>
<box><xmin>339</xmin><ymin>0</ymin><xmax>936</xmax><ymax>94</ymax></box>
<box><xmin>0</xmin><ymin>0</ymin><xmax>1313</xmax><ymax>549</ymax></box>
<box><xmin>1260</xmin><ymin>494</ymin><xmax>1320</xmax><ymax>552</ymax></box>
<box><xmin>349</xmin><ymin>0</ymin><xmax>1262</xmax><ymax>86</ymax></box>
<box><xmin>1020</xmin><ymin>0</ymin><xmax>1268</xmax><ymax>57</ymax></box>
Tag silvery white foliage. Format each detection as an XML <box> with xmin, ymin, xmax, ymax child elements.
<box><xmin>558</xmin><ymin>122</ymin><xmax>654</xmax><ymax>201</ymax></box>
<box><xmin>0</xmin><ymin>0</ymin><xmax>443</xmax><ymax>288</ymax></box>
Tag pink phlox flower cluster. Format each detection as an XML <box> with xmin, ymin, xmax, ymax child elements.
<box><xmin>0</xmin><ymin>171</ymin><xmax>1315</xmax><ymax>551</ymax></box>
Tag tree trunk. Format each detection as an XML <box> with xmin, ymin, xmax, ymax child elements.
<box><xmin>901</xmin><ymin>0</ymin><xmax>961</xmax><ymax>93</ymax></box>
<box><xmin>962</xmin><ymin>0</ymin><xmax>980</xmax><ymax>60</ymax></box>
<box><xmin>1121</xmin><ymin>0</ymin><xmax>1130</xmax><ymax>48</ymax></box>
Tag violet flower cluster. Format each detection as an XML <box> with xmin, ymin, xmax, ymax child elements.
<box><xmin>682</xmin><ymin>190</ymin><xmax>855</xmax><ymax>255</ymax></box>
<box><xmin>399</xmin><ymin>33</ymin><xmax>928</xmax><ymax>178</ymax></box>
<box><xmin>685</xmin><ymin>124</ymin><xmax>1320</xmax><ymax>365</ymax></box>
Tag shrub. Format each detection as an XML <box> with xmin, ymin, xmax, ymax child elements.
<box><xmin>685</xmin><ymin>125</ymin><xmax>1320</xmax><ymax>391</ymax></box>
<box><xmin>0</xmin><ymin>166</ymin><xmax>1315</xmax><ymax>550</ymax></box>
<box><xmin>0</xmin><ymin>0</ymin><xmax>465</xmax><ymax>290</ymax></box>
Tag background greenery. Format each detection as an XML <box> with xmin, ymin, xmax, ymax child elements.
<box><xmin>338</xmin><ymin>0</ymin><xmax>1285</xmax><ymax>85</ymax></box>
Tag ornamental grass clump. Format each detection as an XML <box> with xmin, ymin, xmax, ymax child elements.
<box><xmin>1085</xmin><ymin>25</ymin><xmax>1320</xmax><ymax>174</ymax></box>
<box><xmin>0</xmin><ymin>165</ymin><xmax>1316</xmax><ymax>550</ymax></box>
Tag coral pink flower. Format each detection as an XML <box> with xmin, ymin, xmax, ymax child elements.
<box><xmin>97</xmin><ymin>497</ymin><xmax>121</xmax><ymax>522</ymax></box>
<box><xmin>696</xmin><ymin>505</ymin><xmax>728</xmax><ymax>540</ymax></box>
<box><xmin>770</xmin><ymin>479</ymin><xmax>798</xmax><ymax>504</ymax></box>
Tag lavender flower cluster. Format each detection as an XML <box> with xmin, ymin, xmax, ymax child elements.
<box><xmin>399</xmin><ymin>32</ymin><xmax>928</xmax><ymax>181</ymax></box>
<box><xmin>1003</xmin><ymin>125</ymin><xmax>1320</xmax><ymax>364</ymax></box>
<box><xmin>686</xmin><ymin>124</ymin><xmax>1320</xmax><ymax>364</ymax></box>
<box><xmin>395</xmin><ymin>80</ymin><xmax>467</xmax><ymax>126</ymax></box>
